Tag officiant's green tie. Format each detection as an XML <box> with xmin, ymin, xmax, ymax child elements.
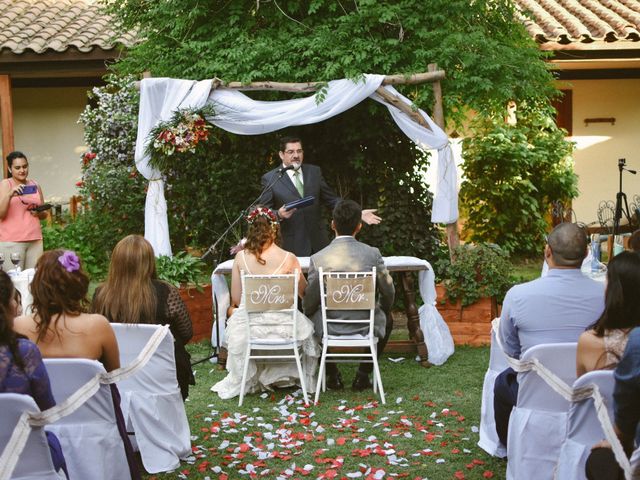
<box><xmin>293</xmin><ymin>170</ymin><xmax>304</xmax><ymax>197</ymax></box>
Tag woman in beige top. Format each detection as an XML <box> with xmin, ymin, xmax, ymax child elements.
<box><xmin>13</xmin><ymin>249</ymin><xmax>120</xmax><ymax>372</ymax></box>
<box><xmin>576</xmin><ymin>251</ymin><xmax>640</xmax><ymax>377</ymax></box>
<box><xmin>211</xmin><ymin>206</ymin><xmax>318</xmax><ymax>399</ymax></box>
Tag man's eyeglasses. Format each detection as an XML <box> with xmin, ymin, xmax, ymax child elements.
<box><xmin>284</xmin><ymin>149</ymin><xmax>303</xmax><ymax>155</ymax></box>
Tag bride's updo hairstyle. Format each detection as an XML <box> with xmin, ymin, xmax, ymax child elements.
<box><xmin>31</xmin><ymin>249</ymin><xmax>89</xmax><ymax>342</ymax></box>
<box><xmin>244</xmin><ymin>206</ymin><xmax>281</xmax><ymax>265</ymax></box>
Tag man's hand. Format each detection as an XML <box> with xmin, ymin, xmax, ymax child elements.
<box><xmin>361</xmin><ymin>209</ymin><xmax>381</xmax><ymax>225</ymax></box>
<box><xmin>278</xmin><ymin>206</ymin><xmax>295</xmax><ymax>219</ymax></box>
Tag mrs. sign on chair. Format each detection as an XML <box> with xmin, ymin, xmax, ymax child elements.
<box><xmin>239</xmin><ymin>270</ymin><xmax>308</xmax><ymax>406</ymax></box>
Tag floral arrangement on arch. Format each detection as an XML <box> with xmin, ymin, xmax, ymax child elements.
<box><xmin>146</xmin><ymin>105</ymin><xmax>218</xmax><ymax>171</ymax></box>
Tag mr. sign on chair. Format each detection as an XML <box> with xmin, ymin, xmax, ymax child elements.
<box><xmin>315</xmin><ymin>267</ymin><xmax>384</xmax><ymax>404</ymax></box>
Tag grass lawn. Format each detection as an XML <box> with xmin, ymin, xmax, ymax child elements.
<box><xmin>144</xmin><ymin>340</ymin><xmax>505</xmax><ymax>480</ymax></box>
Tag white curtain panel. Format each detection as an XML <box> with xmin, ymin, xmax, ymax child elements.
<box><xmin>135</xmin><ymin>75</ymin><xmax>459</xmax><ymax>255</ymax></box>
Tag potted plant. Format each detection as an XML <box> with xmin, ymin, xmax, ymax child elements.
<box><xmin>156</xmin><ymin>252</ymin><xmax>212</xmax><ymax>343</ymax></box>
<box><xmin>435</xmin><ymin>243</ymin><xmax>514</xmax><ymax>345</ymax></box>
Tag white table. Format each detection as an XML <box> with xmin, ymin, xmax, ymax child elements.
<box><xmin>211</xmin><ymin>255</ymin><xmax>454</xmax><ymax>367</ymax></box>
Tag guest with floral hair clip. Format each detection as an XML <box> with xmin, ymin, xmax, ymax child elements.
<box><xmin>13</xmin><ymin>250</ymin><xmax>120</xmax><ymax>372</ymax></box>
<box><xmin>211</xmin><ymin>205</ymin><xmax>320</xmax><ymax>399</ymax></box>
<box><xmin>13</xmin><ymin>249</ymin><xmax>140</xmax><ymax>479</ymax></box>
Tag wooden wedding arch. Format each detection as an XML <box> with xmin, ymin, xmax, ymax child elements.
<box><xmin>137</xmin><ymin>64</ymin><xmax>460</xmax><ymax>251</ymax></box>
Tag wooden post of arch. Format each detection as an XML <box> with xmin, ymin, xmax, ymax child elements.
<box><xmin>428</xmin><ymin>63</ymin><xmax>460</xmax><ymax>256</ymax></box>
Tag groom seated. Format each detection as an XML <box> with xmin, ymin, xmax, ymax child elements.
<box><xmin>303</xmin><ymin>199</ymin><xmax>395</xmax><ymax>391</ymax></box>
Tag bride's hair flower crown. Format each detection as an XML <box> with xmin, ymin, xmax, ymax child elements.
<box><xmin>246</xmin><ymin>207</ymin><xmax>278</xmax><ymax>226</ymax></box>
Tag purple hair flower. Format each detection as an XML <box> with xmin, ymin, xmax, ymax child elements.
<box><xmin>58</xmin><ymin>251</ymin><xmax>80</xmax><ymax>273</ymax></box>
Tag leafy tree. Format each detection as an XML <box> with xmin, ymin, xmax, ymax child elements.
<box><xmin>104</xmin><ymin>0</ymin><xmax>555</xmax><ymax>123</ymax></box>
<box><xmin>460</xmin><ymin>106</ymin><xmax>577</xmax><ymax>255</ymax></box>
<box><xmin>100</xmin><ymin>0</ymin><xmax>562</xmax><ymax>262</ymax></box>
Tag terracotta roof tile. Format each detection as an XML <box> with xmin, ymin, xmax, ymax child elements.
<box><xmin>0</xmin><ymin>0</ymin><xmax>137</xmax><ymax>55</ymax></box>
<box><xmin>515</xmin><ymin>0</ymin><xmax>640</xmax><ymax>48</ymax></box>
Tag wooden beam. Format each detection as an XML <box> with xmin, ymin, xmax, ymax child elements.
<box><xmin>0</xmin><ymin>75</ymin><xmax>14</xmax><ymax>177</ymax></box>
<box><xmin>135</xmin><ymin>70</ymin><xmax>446</xmax><ymax>92</ymax></box>
<box><xmin>375</xmin><ymin>86</ymin><xmax>432</xmax><ymax>131</ymax></box>
<box><xmin>219</xmin><ymin>71</ymin><xmax>446</xmax><ymax>91</ymax></box>
<box><xmin>427</xmin><ymin>63</ymin><xmax>459</xmax><ymax>255</ymax></box>
<box><xmin>428</xmin><ymin>64</ymin><xmax>445</xmax><ymax>129</ymax></box>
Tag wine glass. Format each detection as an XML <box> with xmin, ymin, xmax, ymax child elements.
<box><xmin>10</xmin><ymin>252</ymin><xmax>21</xmax><ymax>273</ymax></box>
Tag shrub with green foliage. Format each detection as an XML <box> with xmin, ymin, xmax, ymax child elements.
<box><xmin>460</xmin><ymin>106</ymin><xmax>577</xmax><ymax>255</ymax></box>
<box><xmin>436</xmin><ymin>243</ymin><xmax>514</xmax><ymax>306</ymax></box>
<box><xmin>156</xmin><ymin>252</ymin><xmax>206</xmax><ymax>289</ymax></box>
<box><xmin>76</xmin><ymin>75</ymin><xmax>146</xmax><ymax>264</ymax></box>
<box><xmin>42</xmin><ymin>216</ymin><xmax>109</xmax><ymax>280</ymax></box>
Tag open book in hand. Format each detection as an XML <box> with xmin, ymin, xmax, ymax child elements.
<box><xmin>284</xmin><ymin>196</ymin><xmax>315</xmax><ymax>211</ymax></box>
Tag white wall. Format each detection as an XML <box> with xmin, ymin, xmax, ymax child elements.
<box><xmin>6</xmin><ymin>87</ymin><xmax>88</xmax><ymax>202</ymax></box>
<box><xmin>566</xmin><ymin>79</ymin><xmax>640</xmax><ymax>225</ymax></box>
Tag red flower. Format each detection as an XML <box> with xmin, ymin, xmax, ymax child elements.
<box><xmin>75</xmin><ymin>181</ymin><xmax>84</xmax><ymax>187</ymax></box>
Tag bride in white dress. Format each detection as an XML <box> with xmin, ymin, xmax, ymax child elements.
<box><xmin>211</xmin><ymin>206</ymin><xmax>319</xmax><ymax>399</ymax></box>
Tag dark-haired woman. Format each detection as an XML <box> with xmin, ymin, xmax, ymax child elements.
<box><xmin>13</xmin><ymin>249</ymin><xmax>120</xmax><ymax>372</ymax></box>
<box><xmin>211</xmin><ymin>206</ymin><xmax>319</xmax><ymax>399</ymax></box>
<box><xmin>576</xmin><ymin>251</ymin><xmax>640</xmax><ymax>377</ymax></box>
<box><xmin>92</xmin><ymin>234</ymin><xmax>195</xmax><ymax>400</ymax></box>
<box><xmin>0</xmin><ymin>270</ymin><xmax>68</xmax><ymax>476</ymax></box>
<box><xmin>0</xmin><ymin>151</ymin><xmax>47</xmax><ymax>270</ymax></box>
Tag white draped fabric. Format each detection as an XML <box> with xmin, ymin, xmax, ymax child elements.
<box><xmin>371</xmin><ymin>86</ymin><xmax>458</xmax><ymax>224</ymax></box>
<box><xmin>134</xmin><ymin>75</ymin><xmax>458</xmax><ymax>255</ymax></box>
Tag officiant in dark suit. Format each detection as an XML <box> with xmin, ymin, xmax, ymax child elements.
<box><xmin>259</xmin><ymin>136</ymin><xmax>381</xmax><ymax>257</ymax></box>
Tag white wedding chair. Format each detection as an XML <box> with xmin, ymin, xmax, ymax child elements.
<box><xmin>43</xmin><ymin>358</ymin><xmax>132</xmax><ymax>480</ymax></box>
<box><xmin>239</xmin><ymin>270</ymin><xmax>308</xmax><ymax>406</ymax></box>
<box><xmin>0</xmin><ymin>393</ymin><xmax>66</xmax><ymax>480</ymax></box>
<box><xmin>478</xmin><ymin>320</ymin><xmax>508</xmax><ymax>458</ymax></box>
<box><xmin>111</xmin><ymin>323</ymin><xmax>191</xmax><ymax>473</ymax></box>
<box><xmin>315</xmin><ymin>267</ymin><xmax>384</xmax><ymax>404</ymax></box>
<box><xmin>555</xmin><ymin>369</ymin><xmax>616</xmax><ymax>480</ymax></box>
<box><xmin>506</xmin><ymin>342</ymin><xmax>578</xmax><ymax>480</ymax></box>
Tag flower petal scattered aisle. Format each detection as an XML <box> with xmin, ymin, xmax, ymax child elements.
<box><xmin>174</xmin><ymin>390</ymin><xmax>498</xmax><ymax>480</ymax></box>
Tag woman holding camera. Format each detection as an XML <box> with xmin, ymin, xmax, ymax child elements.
<box><xmin>0</xmin><ymin>151</ymin><xmax>47</xmax><ymax>270</ymax></box>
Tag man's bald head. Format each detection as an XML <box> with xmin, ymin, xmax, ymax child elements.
<box><xmin>546</xmin><ymin>223</ymin><xmax>588</xmax><ymax>268</ymax></box>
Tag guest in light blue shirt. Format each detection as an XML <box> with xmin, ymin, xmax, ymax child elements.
<box><xmin>494</xmin><ymin>223</ymin><xmax>605</xmax><ymax>447</ymax></box>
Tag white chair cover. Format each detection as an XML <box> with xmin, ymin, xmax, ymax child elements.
<box><xmin>111</xmin><ymin>323</ymin><xmax>191</xmax><ymax>473</ymax></box>
<box><xmin>478</xmin><ymin>322</ymin><xmax>509</xmax><ymax>458</ymax></box>
<box><xmin>10</xmin><ymin>268</ymin><xmax>35</xmax><ymax>315</ymax></box>
<box><xmin>0</xmin><ymin>393</ymin><xmax>65</xmax><ymax>480</ymax></box>
<box><xmin>43</xmin><ymin>359</ymin><xmax>132</xmax><ymax>480</ymax></box>
<box><xmin>506</xmin><ymin>342</ymin><xmax>578</xmax><ymax>480</ymax></box>
<box><xmin>555</xmin><ymin>370</ymin><xmax>616</xmax><ymax>480</ymax></box>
